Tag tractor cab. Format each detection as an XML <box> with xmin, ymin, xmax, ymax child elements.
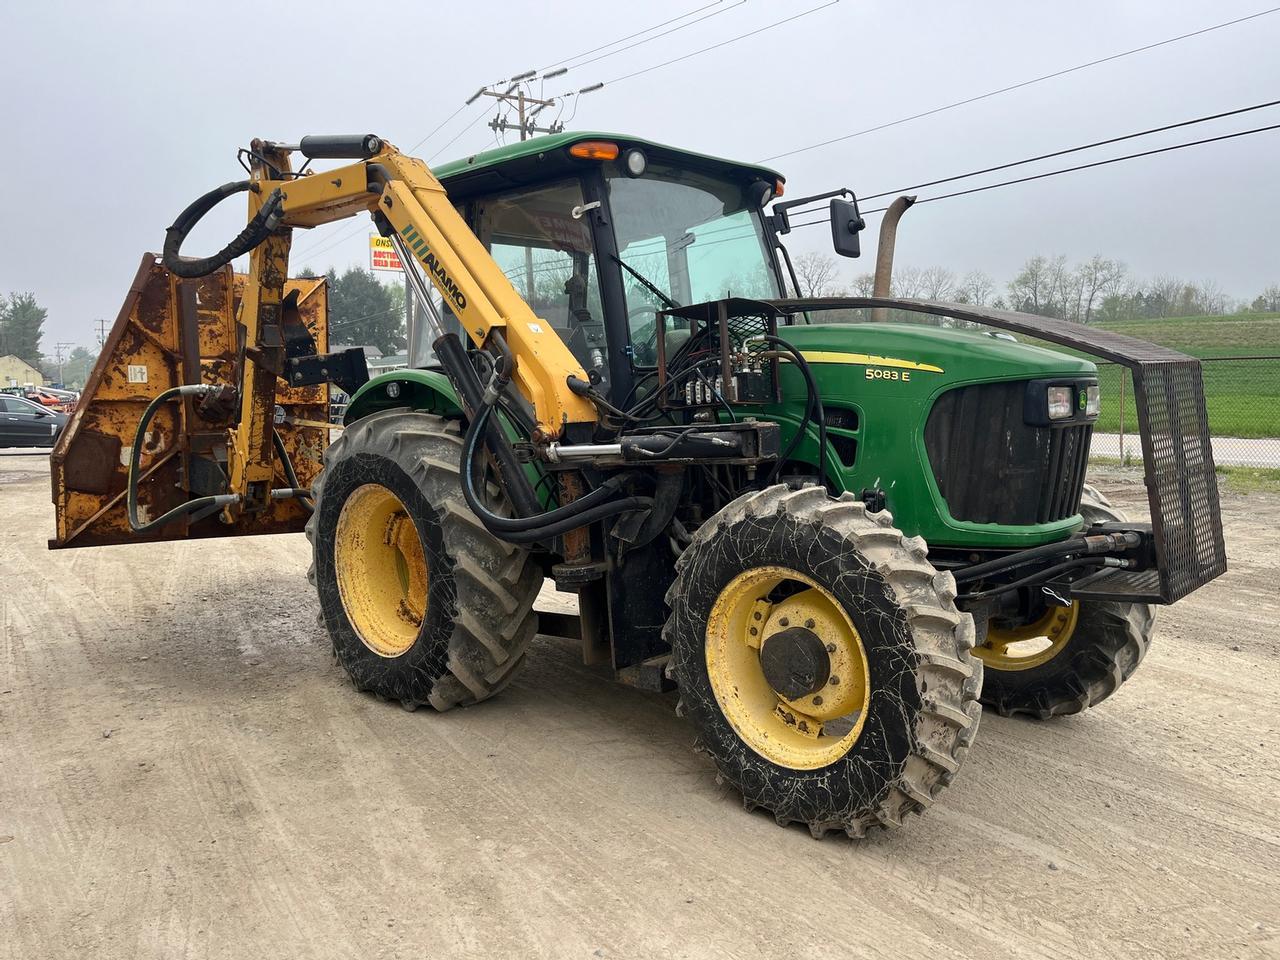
<box><xmin>416</xmin><ymin>133</ymin><xmax>789</xmax><ymax>401</ymax></box>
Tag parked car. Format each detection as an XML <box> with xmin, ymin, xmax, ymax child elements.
<box><xmin>0</xmin><ymin>394</ymin><xmax>68</xmax><ymax>447</ymax></box>
<box><xmin>26</xmin><ymin>387</ymin><xmax>77</xmax><ymax>413</ymax></box>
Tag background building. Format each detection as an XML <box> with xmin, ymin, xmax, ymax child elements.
<box><xmin>0</xmin><ymin>354</ymin><xmax>45</xmax><ymax>388</ymax></box>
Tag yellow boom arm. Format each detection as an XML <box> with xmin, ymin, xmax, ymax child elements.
<box><xmin>218</xmin><ymin>136</ymin><xmax>598</xmax><ymax>514</ymax></box>
<box><xmin>270</xmin><ymin>140</ymin><xmax>596</xmax><ymax>432</ymax></box>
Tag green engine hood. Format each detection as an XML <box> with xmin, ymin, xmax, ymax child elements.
<box><xmin>777</xmin><ymin>322</ymin><xmax>1096</xmax><ymax>381</ymax></box>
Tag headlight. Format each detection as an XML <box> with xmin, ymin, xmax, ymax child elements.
<box><xmin>1047</xmin><ymin>385</ymin><xmax>1074</xmax><ymax>420</ymax></box>
<box><xmin>1085</xmin><ymin>383</ymin><xmax>1100</xmax><ymax>417</ymax></box>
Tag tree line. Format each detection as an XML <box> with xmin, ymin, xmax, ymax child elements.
<box><xmin>792</xmin><ymin>251</ymin><xmax>1280</xmax><ymax>324</ymax></box>
<box><xmin>8</xmin><ymin>253</ymin><xmax>1277</xmax><ymax>391</ymax></box>
<box><xmin>0</xmin><ymin>293</ymin><xmax>46</xmax><ymax>368</ymax></box>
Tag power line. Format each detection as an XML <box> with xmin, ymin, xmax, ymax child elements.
<box><xmin>538</xmin><ymin>1</ymin><xmax>724</xmax><ymax>73</ymax></box>
<box><xmin>787</xmin><ymin>121</ymin><xmax>1280</xmax><ymax>229</ymax></box>
<box><xmin>557</xmin><ymin>1</ymin><xmax>746</xmax><ymax>76</ymax></box>
<box><xmin>293</xmin><ymin>223</ymin><xmax>368</xmax><ymax>265</ymax></box>
<box><xmin>602</xmin><ymin>1</ymin><xmax>841</xmax><ymax>86</ymax></box>
<box><xmin>539</xmin><ymin>1</ymin><xmax>727</xmax><ymax>73</ymax></box>
<box><xmin>405</xmin><ymin>103</ymin><xmax>468</xmax><ymax>154</ymax></box>
<box><xmin>299</xmin><ymin>3</ymin><xmax>834</xmax><ymax>264</ymax></box>
<box><xmin>785</xmin><ymin>97</ymin><xmax>1280</xmax><ymax>220</ymax></box>
<box><xmin>429</xmin><ymin>107</ymin><xmax>493</xmax><ymax>162</ymax></box>
<box><xmin>330</xmin><ymin>305</ymin><xmax>400</xmax><ymax>329</ymax></box>
<box><xmin>760</xmin><ymin>5</ymin><xmax>1280</xmax><ymax>163</ymax></box>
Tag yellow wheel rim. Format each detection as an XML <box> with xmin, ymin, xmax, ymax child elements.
<box><xmin>705</xmin><ymin>566</ymin><xmax>871</xmax><ymax>770</ymax></box>
<box><xmin>334</xmin><ymin>483</ymin><xmax>429</xmax><ymax>658</ymax></box>
<box><xmin>976</xmin><ymin>602</ymin><xmax>1079</xmax><ymax>672</ymax></box>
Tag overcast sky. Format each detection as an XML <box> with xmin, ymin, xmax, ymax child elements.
<box><xmin>2</xmin><ymin>0</ymin><xmax>1277</xmax><ymax>349</ymax></box>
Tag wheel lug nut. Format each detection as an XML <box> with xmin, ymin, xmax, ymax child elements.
<box><xmin>813</xmin><ymin>695</ymin><xmax>824</xmax><ymax>706</ymax></box>
<box><xmin>826</xmin><ymin>643</ymin><xmax>836</xmax><ymax>653</ymax></box>
<box><xmin>805</xmin><ymin>619</ymin><xmax>815</xmax><ymax>629</ymax></box>
<box><xmin>779</xmin><ymin>617</ymin><xmax>789</xmax><ymax>627</ymax></box>
<box><xmin>829</xmin><ymin>675</ymin><xmax>839</xmax><ymax>685</ymax></box>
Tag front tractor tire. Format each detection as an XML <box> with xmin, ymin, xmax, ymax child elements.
<box><xmin>306</xmin><ymin>409</ymin><xmax>541</xmax><ymax>711</ymax></box>
<box><xmin>665</xmin><ymin>485</ymin><xmax>983</xmax><ymax>838</ymax></box>
<box><xmin>975</xmin><ymin>485</ymin><xmax>1156</xmax><ymax>719</ymax></box>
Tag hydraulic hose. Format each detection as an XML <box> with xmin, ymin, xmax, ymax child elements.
<box><xmin>162</xmin><ymin>180</ymin><xmax>285</xmax><ymax>279</ymax></box>
<box><xmin>271</xmin><ymin>429</ymin><xmax>313</xmax><ymax>513</ymax></box>
<box><xmin>761</xmin><ymin>335</ymin><xmax>827</xmax><ymax>487</ymax></box>
<box><xmin>954</xmin><ymin>529</ymin><xmax>1142</xmax><ymax>584</ymax></box>
<box><xmin>460</xmin><ymin>398</ymin><xmax>652</xmax><ymax>545</ymax></box>
<box><xmin>956</xmin><ymin>556</ymin><xmax>1120</xmax><ymax>603</ymax></box>
<box><xmin>954</xmin><ymin>537</ymin><xmax>1088</xmax><ymax>584</ymax></box>
<box><xmin>127</xmin><ymin>386</ymin><xmax>237</xmax><ymax>533</ymax></box>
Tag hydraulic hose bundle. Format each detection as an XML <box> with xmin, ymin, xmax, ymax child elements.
<box><xmin>161</xmin><ymin>181</ymin><xmax>285</xmax><ymax>279</ymax></box>
<box><xmin>127</xmin><ymin>385</ymin><xmax>313</xmax><ymax>533</ymax></box>
<box><xmin>456</xmin><ymin>353</ymin><xmax>653</xmax><ymax>546</ymax></box>
<box><xmin>127</xmin><ymin>385</ymin><xmax>238</xmax><ymax>532</ymax></box>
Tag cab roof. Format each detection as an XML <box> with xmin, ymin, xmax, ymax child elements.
<box><xmin>430</xmin><ymin>131</ymin><xmax>784</xmax><ymax>200</ymax></box>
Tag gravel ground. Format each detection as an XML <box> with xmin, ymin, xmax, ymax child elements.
<box><xmin>2</xmin><ymin>453</ymin><xmax>1277</xmax><ymax>959</ymax></box>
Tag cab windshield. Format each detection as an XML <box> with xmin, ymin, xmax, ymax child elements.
<box><xmin>606</xmin><ymin>163</ymin><xmax>780</xmax><ymax>350</ymax></box>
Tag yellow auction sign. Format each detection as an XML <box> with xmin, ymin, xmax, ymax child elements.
<box><xmin>369</xmin><ymin>235</ymin><xmax>403</xmax><ymax>272</ymax></box>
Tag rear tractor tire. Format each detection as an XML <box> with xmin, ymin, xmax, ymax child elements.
<box><xmin>975</xmin><ymin>484</ymin><xmax>1155</xmax><ymax>719</ymax></box>
<box><xmin>665</xmin><ymin>485</ymin><xmax>983</xmax><ymax>838</ymax></box>
<box><xmin>306</xmin><ymin>409</ymin><xmax>541</xmax><ymax>711</ymax></box>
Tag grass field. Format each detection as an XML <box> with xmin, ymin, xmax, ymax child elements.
<box><xmin>1048</xmin><ymin>313</ymin><xmax>1280</xmax><ymax>439</ymax></box>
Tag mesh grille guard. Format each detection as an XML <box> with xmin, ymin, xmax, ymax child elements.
<box><xmin>665</xmin><ymin>296</ymin><xmax>1228</xmax><ymax>604</ymax></box>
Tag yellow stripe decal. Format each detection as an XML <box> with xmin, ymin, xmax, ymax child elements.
<box><xmin>798</xmin><ymin>351</ymin><xmax>944</xmax><ymax>374</ymax></box>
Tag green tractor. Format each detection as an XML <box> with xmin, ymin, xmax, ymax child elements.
<box><xmin>328</xmin><ymin>132</ymin><xmax>1223</xmax><ymax>835</ymax></box>
<box><xmin>55</xmin><ymin>131</ymin><xmax>1225</xmax><ymax>838</ymax></box>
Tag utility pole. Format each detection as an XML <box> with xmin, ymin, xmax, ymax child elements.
<box><xmin>479</xmin><ymin>74</ymin><xmax>565</xmax><ymax>142</ymax></box>
<box><xmin>477</xmin><ymin>73</ymin><xmax>564</xmax><ymax>300</ymax></box>
<box><xmin>461</xmin><ymin>69</ymin><xmax>602</xmax><ymax>303</ymax></box>
<box><xmin>94</xmin><ymin>318</ymin><xmax>108</xmax><ymax>347</ymax></box>
<box><xmin>54</xmin><ymin>341</ymin><xmax>73</xmax><ymax>388</ymax></box>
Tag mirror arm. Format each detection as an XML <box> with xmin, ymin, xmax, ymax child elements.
<box><xmin>772</xmin><ymin>186</ymin><xmax>853</xmax><ymax>216</ymax></box>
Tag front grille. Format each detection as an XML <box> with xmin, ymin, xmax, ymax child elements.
<box><xmin>924</xmin><ymin>381</ymin><xmax>1091</xmax><ymax>525</ymax></box>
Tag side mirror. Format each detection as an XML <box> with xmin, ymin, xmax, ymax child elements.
<box><xmin>830</xmin><ymin>198</ymin><xmax>866</xmax><ymax>258</ymax></box>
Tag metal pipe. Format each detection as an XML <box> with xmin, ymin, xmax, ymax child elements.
<box><xmin>870</xmin><ymin>195</ymin><xmax>916</xmax><ymax>323</ymax></box>
<box><xmin>391</xmin><ymin>233</ymin><xmax>446</xmax><ymax>350</ymax></box>
<box><xmin>546</xmin><ymin>442</ymin><xmax>624</xmax><ymax>462</ymax></box>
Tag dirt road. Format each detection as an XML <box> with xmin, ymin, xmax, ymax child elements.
<box><xmin>2</xmin><ymin>453</ymin><xmax>1277</xmax><ymax>959</ymax></box>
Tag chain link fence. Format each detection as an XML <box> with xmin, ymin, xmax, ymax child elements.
<box><xmin>1091</xmin><ymin>356</ymin><xmax>1280</xmax><ymax>468</ymax></box>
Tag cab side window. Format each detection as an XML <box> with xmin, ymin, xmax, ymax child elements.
<box><xmin>476</xmin><ymin>180</ymin><xmax>607</xmax><ymax>379</ymax></box>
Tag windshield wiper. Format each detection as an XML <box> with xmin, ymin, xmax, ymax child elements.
<box><xmin>612</xmin><ymin>255</ymin><xmax>680</xmax><ymax>310</ymax></box>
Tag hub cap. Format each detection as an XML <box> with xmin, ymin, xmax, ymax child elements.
<box><xmin>976</xmin><ymin>601</ymin><xmax>1079</xmax><ymax>671</ymax></box>
<box><xmin>705</xmin><ymin>566</ymin><xmax>871</xmax><ymax>770</ymax></box>
<box><xmin>334</xmin><ymin>484</ymin><xmax>429</xmax><ymax>658</ymax></box>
